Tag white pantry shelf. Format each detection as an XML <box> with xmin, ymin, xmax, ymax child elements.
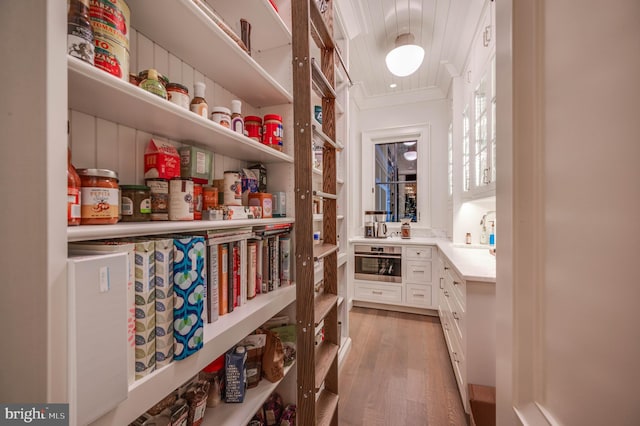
<box><xmin>203</xmin><ymin>362</ymin><xmax>295</xmax><ymax>425</ymax></box>
<box><xmin>205</xmin><ymin>0</ymin><xmax>291</xmax><ymax>53</ymax></box>
<box><xmin>127</xmin><ymin>0</ymin><xmax>292</xmax><ymax>107</ymax></box>
<box><xmin>68</xmin><ymin>58</ymin><xmax>293</xmax><ymax>165</ymax></box>
<box><xmin>338</xmin><ymin>252</ymin><xmax>347</xmax><ymax>267</ymax></box>
<box><xmin>91</xmin><ymin>285</ymin><xmax>296</xmax><ymax>426</ymax></box>
<box><xmin>67</xmin><ymin>217</ymin><xmax>295</xmax><ymax>242</ymax></box>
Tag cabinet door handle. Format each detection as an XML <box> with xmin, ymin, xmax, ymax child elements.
<box><xmin>453</xmin><ymin>312</ymin><xmax>459</xmax><ymax>320</ymax></box>
<box><xmin>372</xmin><ymin>290</ymin><xmax>383</xmax><ymax>295</ymax></box>
<box><xmin>413</xmin><ymin>269</ymin><xmax>425</xmax><ymax>273</ymax></box>
<box><xmin>444</xmin><ymin>290</ymin><xmax>449</xmax><ymax>297</ymax></box>
<box><xmin>439</xmin><ymin>277</ymin><xmax>444</xmax><ymax>289</ymax></box>
<box><xmin>483</xmin><ymin>25</ymin><xmax>491</xmax><ymax>47</ymax></box>
<box><xmin>453</xmin><ymin>281</ymin><xmax>460</xmax><ymax>286</ymax></box>
<box><xmin>413</xmin><ymin>293</ymin><xmax>425</xmax><ymax>298</ymax></box>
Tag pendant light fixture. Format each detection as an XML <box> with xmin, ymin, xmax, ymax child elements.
<box><xmin>403</xmin><ymin>150</ymin><xmax>417</xmax><ymax>161</ymax></box>
<box><xmin>385</xmin><ymin>33</ymin><xmax>424</xmax><ymax>77</ymax></box>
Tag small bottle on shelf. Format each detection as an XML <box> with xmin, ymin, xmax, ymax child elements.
<box><xmin>190</xmin><ymin>82</ymin><xmax>208</xmax><ymax>118</ymax></box>
<box><xmin>67</xmin><ymin>148</ymin><xmax>81</xmax><ymax>226</ymax></box>
<box><xmin>230</xmin><ymin>100</ymin><xmax>244</xmax><ymax>135</ymax></box>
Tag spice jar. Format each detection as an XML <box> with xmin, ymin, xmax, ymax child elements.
<box><xmin>77</xmin><ymin>168</ymin><xmax>119</xmax><ymax>225</ymax></box>
<box><xmin>211</xmin><ymin>106</ymin><xmax>231</xmax><ymax>128</ymax></box>
<box><xmin>120</xmin><ymin>185</ymin><xmax>151</xmax><ymax>222</ymax></box>
<box><xmin>166</xmin><ymin>82</ymin><xmax>189</xmax><ymax>110</ymax></box>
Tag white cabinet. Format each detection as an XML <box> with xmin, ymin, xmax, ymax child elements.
<box><xmin>353</xmin><ymin>244</ymin><xmax>437</xmax><ymax>312</ymax></box>
<box><xmin>461</xmin><ymin>0</ymin><xmax>496</xmax><ymax>200</ymax></box>
<box><xmin>438</xmin><ymin>251</ymin><xmax>495</xmax><ymax>415</ymax></box>
<box><xmin>403</xmin><ymin>245</ymin><xmax>437</xmax><ymax>310</ymax></box>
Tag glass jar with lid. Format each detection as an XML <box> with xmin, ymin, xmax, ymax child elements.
<box><xmin>120</xmin><ymin>185</ymin><xmax>151</xmax><ymax>222</ymax></box>
<box><xmin>76</xmin><ymin>168</ymin><xmax>119</xmax><ymax>225</ymax></box>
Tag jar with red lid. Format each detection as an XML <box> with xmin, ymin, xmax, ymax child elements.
<box><xmin>244</xmin><ymin>116</ymin><xmax>262</xmax><ymax>142</ymax></box>
<box><xmin>263</xmin><ymin>114</ymin><xmax>283</xmax><ymax>151</ymax></box>
<box><xmin>76</xmin><ymin>168</ymin><xmax>119</xmax><ymax>225</ymax></box>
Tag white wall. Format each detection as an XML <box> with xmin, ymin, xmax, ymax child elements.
<box><xmin>498</xmin><ymin>0</ymin><xmax>640</xmax><ymax>424</ymax></box>
<box><xmin>348</xmin><ymin>98</ymin><xmax>450</xmax><ymax>237</ymax></box>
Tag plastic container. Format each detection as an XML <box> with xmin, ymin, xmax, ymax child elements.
<box><xmin>263</xmin><ymin>114</ymin><xmax>283</xmax><ymax>151</ymax></box>
<box><xmin>230</xmin><ymin>100</ymin><xmax>244</xmax><ymax>134</ymax></box>
<box><xmin>77</xmin><ymin>168</ymin><xmax>119</xmax><ymax>225</ymax></box>
<box><xmin>244</xmin><ymin>116</ymin><xmax>262</xmax><ymax>142</ymax></box>
<box><xmin>211</xmin><ymin>106</ymin><xmax>231</xmax><ymax>128</ymax></box>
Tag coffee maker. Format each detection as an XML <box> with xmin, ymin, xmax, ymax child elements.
<box><xmin>364</xmin><ymin>210</ymin><xmax>388</xmax><ymax>238</ymax></box>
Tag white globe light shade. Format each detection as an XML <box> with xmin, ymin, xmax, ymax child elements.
<box><xmin>385</xmin><ymin>35</ymin><xmax>424</xmax><ymax>77</ymax></box>
<box><xmin>403</xmin><ymin>151</ymin><xmax>417</xmax><ymax>161</ymax></box>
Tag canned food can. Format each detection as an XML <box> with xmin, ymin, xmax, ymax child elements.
<box><xmin>146</xmin><ymin>178</ymin><xmax>169</xmax><ymax>221</ymax></box>
<box><xmin>223</xmin><ymin>171</ymin><xmax>242</xmax><ymax>206</ymax></box>
<box><xmin>89</xmin><ymin>0</ymin><xmax>130</xmax><ymax>46</ymax></box>
<box><xmin>263</xmin><ymin>114</ymin><xmax>283</xmax><ymax>151</ymax></box>
<box><xmin>93</xmin><ymin>33</ymin><xmax>129</xmax><ymax>80</ymax></box>
<box><xmin>203</xmin><ymin>186</ymin><xmax>218</xmax><ymax>210</ymax></box>
<box><xmin>193</xmin><ymin>183</ymin><xmax>203</xmax><ymax>220</ymax></box>
<box><xmin>169</xmin><ymin>178</ymin><xmax>194</xmax><ymax>221</ymax></box>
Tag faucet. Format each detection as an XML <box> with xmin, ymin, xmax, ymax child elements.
<box><xmin>480</xmin><ymin>211</ymin><xmax>496</xmax><ymax>227</ymax></box>
<box><xmin>480</xmin><ymin>211</ymin><xmax>496</xmax><ymax>245</ymax></box>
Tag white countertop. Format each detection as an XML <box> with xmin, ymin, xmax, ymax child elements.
<box><xmin>350</xmin><ymin>236</ymin><xmax>496</xmax><ymax>283</ymax></box>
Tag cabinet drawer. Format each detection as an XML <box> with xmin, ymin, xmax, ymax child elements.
<box><xmin>405</xmin><ymin>260</ymin><xmax>433</xmax><ymax>283</ymax></box>
<box><xmin>406</xmin><ymin>284</ymin><xmax>433</xmax><ymax>308</ymax></box>
<box><xmin>354</xmin><ymin>282</ymin><xmax>402</xmax><ymax>304</ymax></box>
<box><xmin>445</xmin><ymin>267</ymin><xmax>466</xmax><ymax>307</ymax></box>
<box><xmin>405</xmin><ymin>246</ymin><xmax>433</xmax><ymax>260</ymax></box>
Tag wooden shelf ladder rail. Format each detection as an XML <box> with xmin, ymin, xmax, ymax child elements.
<box><xmin>292</xmin><ymin>0</ymin><xmax>340</xmax><ymax>425</ymax></box>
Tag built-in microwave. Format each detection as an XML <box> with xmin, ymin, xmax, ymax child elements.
<box><xmin>354</xmin><ymin>244</ymin><xmax>402</xmax><ymax>283</ymax></box>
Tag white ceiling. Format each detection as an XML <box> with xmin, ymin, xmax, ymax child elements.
<box><xmin>336</xmin><ymin>0</ymin><xmax>487</xmax><ymax>108</ymax></box>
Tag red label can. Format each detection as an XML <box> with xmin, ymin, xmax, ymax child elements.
<box><xmin>263</xmin><ymin>114</ymin><xmax>283</xmax><ymax>151</ymax></box>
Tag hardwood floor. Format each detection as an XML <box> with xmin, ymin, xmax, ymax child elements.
<box><xmin>338</xmin><ymin>307</ymin><xmax>467</xmax><ymax>426</ymax></box>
